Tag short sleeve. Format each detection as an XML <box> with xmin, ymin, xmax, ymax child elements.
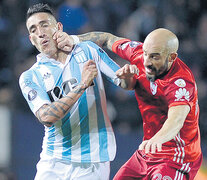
<box><xmin>19</xmin><ymin>70</ymin><xmax>51</xmax><ymax>114</ymax></box>
<box><xmin>112</xmin><ymin>39</ymin><xmax>143</xmax><ymax>63</ymax></box>
<box><xmin>164</xmin><ymin>78</ymin><xmax>195</xmax><ymax>109</ymax></box>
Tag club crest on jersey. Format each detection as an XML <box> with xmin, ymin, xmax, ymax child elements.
<box><xmin>175</xmin><ymin>88</ymin><xmax>190</xmax><ymax>101</ymax></box>
<box><xmin>174</xmin><ymin>79</ymin><xmax>186</xmax><ymax>87</ymax></box>
<box><xmin>74</xmin><ymin>51</ymin><xmax>87</xmax><ymax>63</ymax></box>
<box><xmin>28</xmin><ymin>89</ymin><xmax>37</xmax><ymax>101</ymax></box>
<box><xmin>150</xmin><ymin>81</ymin><xmax>157</xmax><ymax>95</ymax></box>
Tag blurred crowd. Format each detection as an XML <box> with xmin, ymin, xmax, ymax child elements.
<box><xmin>0</xmin><ymin>0</ymin><xmax>207</xmax><ymax>179</ymax></box>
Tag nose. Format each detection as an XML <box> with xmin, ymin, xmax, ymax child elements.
<box><xmin>36</xmin><ymin>27</ymin><xmax>45</xmax><ymax>38</ymax></box>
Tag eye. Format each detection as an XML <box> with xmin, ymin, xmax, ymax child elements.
<box><xmin>42</xmin><ymin>23</ymin><xmax>49</xmax><ymax>27</ymax></box>
<box><xmin>30</xmin><ymin>28</ymin><xmax>36</xmax><ymax>33</ymax></box>
<box><xmin>151</xmin><ymin>55</ymin><xmax>160</xmax><ymax>60</ymax></box>
<box><xmin>143</xmin><ymin>51</ymin><xmax>147</xmax><ymax>56</ymax></box>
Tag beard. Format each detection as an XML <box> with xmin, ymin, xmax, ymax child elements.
<box><xmin>146</xmin><ymin>58</ymin><xmax>169</xmax><ymax>82</ymax></box>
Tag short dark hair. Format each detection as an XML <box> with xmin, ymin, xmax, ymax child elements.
<box><xmin>26</xmin><ymin>3</ymin><xmax>55</xmax><ymax>21</ymax></box>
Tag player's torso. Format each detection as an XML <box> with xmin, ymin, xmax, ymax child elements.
<box><xmin>36</xmin><ymin>47</ymin><xmax>115</xmax><ymax>162</ymax></box>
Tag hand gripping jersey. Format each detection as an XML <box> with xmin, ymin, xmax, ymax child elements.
<box><xmin>112</xmin><ymin>39</ymin><xmax>202</xmax><ymax>163</ymax></box>
<box><xmin>19</xmin><ymin>41</ymin><xmax>120</xmax><ymax>163</ymax></box>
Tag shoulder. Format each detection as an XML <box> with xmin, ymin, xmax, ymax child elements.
<box><xmin>172</xmin><ymin>58</ymin><xmax>195</xmax><ymax>82</ymax></box>
<box><xmin>19</xmin><ymin>63</ymin><xmax>38</xmax><ymax>83</ymax></box>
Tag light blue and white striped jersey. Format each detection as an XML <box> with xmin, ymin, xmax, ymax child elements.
<box><xmin>19</xmin><ymin>41</ymin><xmax>120</xmax><ymax>163</ymax></box>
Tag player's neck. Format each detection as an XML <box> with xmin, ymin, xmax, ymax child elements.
<box><xmin>52</xmin><ymin>51</ymin><xmax>68</xmax><ymax>64</ymax></box>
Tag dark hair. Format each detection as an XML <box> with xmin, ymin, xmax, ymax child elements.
<box><xmin>26</xmin><ymin>3</ymin><xmax>55</xmax><ymax>21</ymax></box>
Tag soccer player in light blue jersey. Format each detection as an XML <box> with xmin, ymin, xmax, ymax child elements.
<box><xmin>19</xmin><ymin>3</ymin><xmax>138</xmax><ymax>180</ymax></box>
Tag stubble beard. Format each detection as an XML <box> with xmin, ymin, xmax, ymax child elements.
<box><xmin>146</xmin><ymin>58</ymin><xmax>169</xmax><ymax>82</ymax></box>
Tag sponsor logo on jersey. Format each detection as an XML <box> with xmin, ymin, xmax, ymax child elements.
<box><xmin>28</xmin><ymin>89</ymin><xmax>37</xmax><ymax>101</ymax></box>
<box><xmin>174</xmin><ymin>79</ymin><xmax>186</xmax><ymax>87</ymax></box>
<box><xmin>150</xmin><ymin>81</ymin><xmax>157</xmax><ymax>95</ymax></box>
<box><xmin>74</xmin><ymin>51</ymin><xmax>87</xmax><ymax>63</ymax></box>
<box><xmin>175</xmin><ymin>88</ymin><xmax>190</xmax><ymax>101</ymax></box>
<box><xmin>47</xmin><ymin>78</ymin><xmax>78</xmax><ymax>102</ymax></box>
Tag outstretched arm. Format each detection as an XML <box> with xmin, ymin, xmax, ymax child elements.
<box><xmin>78</xmin><ymin>32</ymin><xmax>124</xmax><ymax>51</ymax></box>
<box><xmin>53</xmin><ymin>30</ymin><xmax>125</xmax><ymax>52</ymax></box>
<box><xmin>35</xmin><ymin>60</ymin><xmax>97</xmax><ymax>127</ymax></box>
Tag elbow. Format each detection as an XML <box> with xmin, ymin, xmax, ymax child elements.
<box><xmin>36</xmin><ymin>113</ymin><xmax>57</xmax><ymax>127</ymax></box>
<box><xmin>39</xmin><ymin>116</ymin><xmax>54</xmax><ymax>127</ymax></box>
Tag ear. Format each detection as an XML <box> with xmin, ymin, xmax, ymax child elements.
<box><xmin>169</xmin><ymin>53</ymin><xmax>178</xmax><ymax>62</ymax></box>
<box><xmin>29</xmin><ymin>35</ymin><xmax>35</xmax><ymax>46</ymax></box>
<box><xmin>57</xmin><ymin>22</ymin><xmax>63</xmax><ymax>31</ymax></box>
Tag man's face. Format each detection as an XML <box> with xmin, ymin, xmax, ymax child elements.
<box><xmin>143</xmin><ymin>41</ymin><xmax>169</xmax><ymax>82</ymax></box>
<box><xmin>26</xmin><ymin>12</ymin><xmax>58</xmax><ymax>56</ymax></box>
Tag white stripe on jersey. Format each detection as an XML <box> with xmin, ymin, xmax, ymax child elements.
<box><xmin>173</xmin><ymin>133</ymin><xmax>185</xmax><ymax>163</ymax></box>
<box><xmin>70</xmin><ymin>106</ymin><xmax>81</xmax><ymax>162</ymax></box>
<box><xmin>87</xmin><ymin>90</ymin><xmax>100</xmax><ymax>162</ymax></box>
<box><xmin>174</xmin><ymin>163</ymin><xmax>191</xmax><ymax>180</ymax></box>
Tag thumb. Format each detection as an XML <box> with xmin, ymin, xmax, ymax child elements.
<box><xmin>53</xmin><ymin>31</ymin><xmax>58</xmax><ymax>40</ymax></box>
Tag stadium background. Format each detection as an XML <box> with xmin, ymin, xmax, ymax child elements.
<box><xmin>0</xmin><ymin>0</ymin><xmax>207</xmax><ymax>179</ymax></box>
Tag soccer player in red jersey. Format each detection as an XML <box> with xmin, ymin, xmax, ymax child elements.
<box><xmin>60</xmin><ymin>28</ymin><xmax>203</xmax><ymax>180</ymax></box>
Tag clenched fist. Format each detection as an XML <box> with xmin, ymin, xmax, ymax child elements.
<box><xmin>81</xmin><ymin>60</ymin><xmax>98</xmax><ymax>88</ymax></box>
<box><xmin>53</xmin><ymin>30</ymin><xmax>74</xmax><ymax>52</ymax></box>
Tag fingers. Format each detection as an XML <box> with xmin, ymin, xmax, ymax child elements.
<box><xmin>116</xmin><ymin>64</ymin><xmax>139</xmax><ymax>78</ymax></box>
<box><xmin>81</xmin><ymin>60</ymin><xmax>98</xmax><ymax>87</ymax></box>
<box><xmin>139</xmin><ymin>140</ymin><xmax>162</xmax><ymax>154</ymax></box>
<box><xmin>53</xmin><ymin>31</ymin><xmax>74</xmax><ymax>52</ymax></box>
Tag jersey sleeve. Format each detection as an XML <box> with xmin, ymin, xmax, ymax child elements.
<box><xmin>164</xmin><ymin>78</ymin><xmax>196</xmax><ymax>109</ymax></box>
<box><xmin>84</xmin><ymin>41</ymin><xmax>121</xmax><ymax>86</ymax></box>
<box><xmin>19</xmin><ymin>70</ymin><xmax>51</xmax><ymax>114</ymax></box>
<box><xmin>112</xmin><ymin>39</ymin><xmax>143</xmax><ymax>64</ymax></box>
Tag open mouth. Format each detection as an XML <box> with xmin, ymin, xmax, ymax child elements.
<box><xmin>41</xmin><ymin>39</ymin><xmax>49</xmax><ymax>46</ymax></box>
<box><xmin>145</xmin><ymin>67</ymin><xmax>154</xmax><ymax>74</ymax></box>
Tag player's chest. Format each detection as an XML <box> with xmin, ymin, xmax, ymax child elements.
<box><xmin>136</xmin><ymin>76</ymin><xmax>166</xmax><ymax>102</ymax></box>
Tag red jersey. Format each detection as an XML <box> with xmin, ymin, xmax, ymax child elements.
<box><xmin>112</xmin><ymin>39</ymin><xmax>202</xmax><ymax>163</ymax></box>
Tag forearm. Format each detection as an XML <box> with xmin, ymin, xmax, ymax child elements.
<box><xmin>151</xmin><ymin>105</ymin><xmax>190</xmax><ymax>144</ymax></box>
<box><xmin>36</xmin><ymin>83</ymin><xmax>87</xmax><ymax>127</ymax></box>
<box><xmin>152</xmin><ymin>118</ymin><xmax>184</xmax><ymax>144</ymax></box>
<box><xmin>77</xmin><ymin>32</ymin><xmax>124</xmax><ymax>51</ymax></box>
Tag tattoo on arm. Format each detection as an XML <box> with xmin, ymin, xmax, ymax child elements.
<box><xmin>72</xmin><ymin>85</ymin><xmax>86</xmax><ymax>94</ymax></box>
<box><xmin>79</xmin><ymin>32</ymin><xmax>105</xmax><ymax>47</ymax></box>
<box><xmin>36</xmin><ymin>107</ymin><xmax>54</xmax><ymax>126</ymax></box>
<box><xmin>78</xmin><ymin>32</ymin><xmax>124</xmax><ymax>50</ymax></box>
<box><xmin>36</xmin><ymin>84</ymin><xmax>86</xmax><ymax>126</ymax></box>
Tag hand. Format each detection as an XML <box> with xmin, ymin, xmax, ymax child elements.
<box><xmin>139</xmin><ymin>138</ymin><xmax>162</xmax><ymax>154</ymax></box>
<box><xmin>81</xmin><ymin>60</ymin><xmax>98</xmax><ymax>88</ymax></box>
<box><xmin>53</xmin><ymin>31</ymin><xmax>74</xmax><ymax>52</ymax></box>
<box><xmin>116</xmin><ymin>64</ymin><xmax>139</xmax><ymax>79</ymax></box>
